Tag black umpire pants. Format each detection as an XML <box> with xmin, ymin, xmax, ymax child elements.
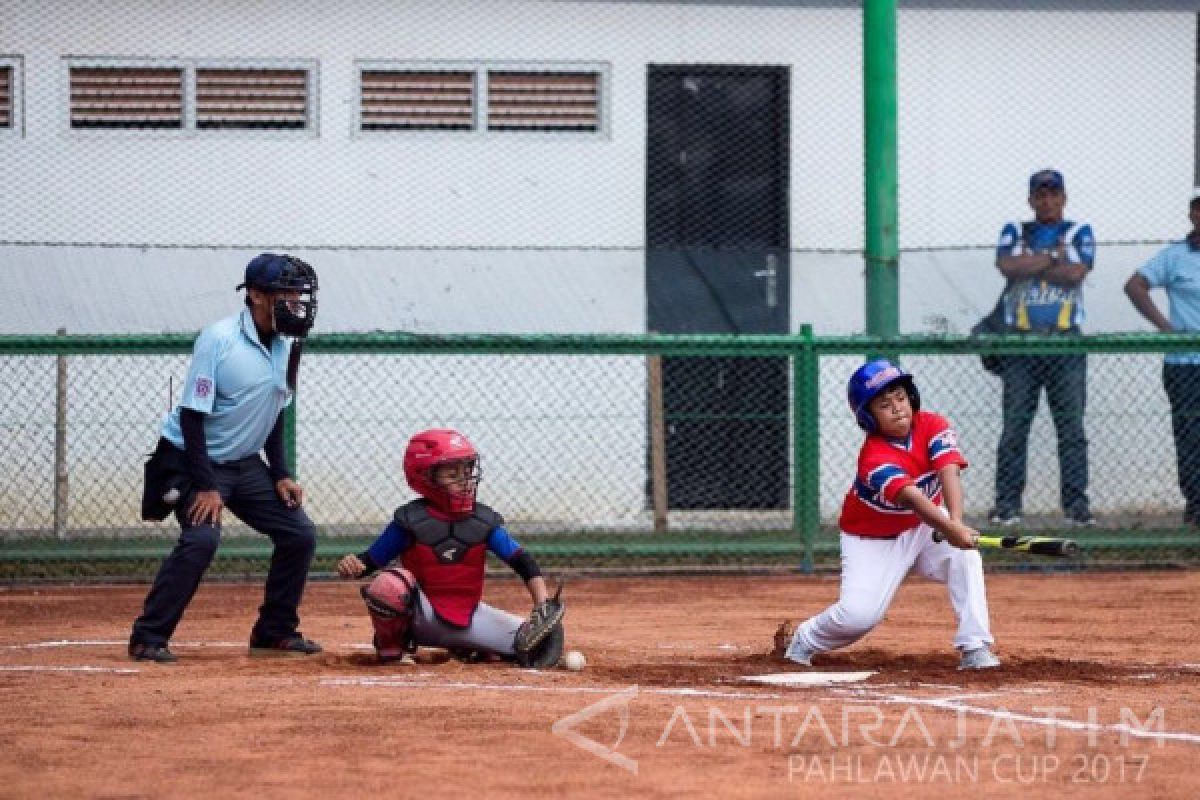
<box><xmin>1164</xmin><ymin>363</ymin><xmax>1200</xmax><ymax>525</ymax></box>
<box><xmin>130</xmin><ymin>448</ymin><xmax>316</xmax><ymax>647</ymax></box>
<box><xmin>994</xmin><ymin>353</ymin><xmax>1089</xmax><ymax>518</ymax></box>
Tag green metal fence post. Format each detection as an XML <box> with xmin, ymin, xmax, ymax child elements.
<box><xmin>864</xmin><ymin>0</ymin><xmax>899</xmax><ymax>341</ymax></box>
<box><xmin>53</xmin><ymin>327</ymin><xmax>69</xmax><ymax>539</ymax></box>
<box><xmin>794</xmin><ymin>324</ymin><xmax>820</xmax><ymax>572</ymax></box>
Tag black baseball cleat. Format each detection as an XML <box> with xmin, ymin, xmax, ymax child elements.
<box><xmin>248</xmin><ymin>634</ymin><xmax>323</xmax><ymax>658</ymax></box>
<box><xmin>128</xmin><ymin>642</ymin><xmax>178</xmax><ymax>664</ymax></box>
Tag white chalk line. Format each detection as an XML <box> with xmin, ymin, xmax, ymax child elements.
<box><xmin>652</xmin><ymin>687</ymin><xmax>781</xmax><ymax>699</ymax></box>
<box><xmin>6</xmin><ymin>642</ymin><xmax>1200</xmax><ymax>674</ymax></box>
<box><xmin>930</xmin><ymin>688</ymin><xmax>1053</xmax><ymax>702</ymax></box>
<box><xmin>0</xmin><ymin>665</ymin><xmax>139</xmax><ymax>674</ymax></box>
<box><xmin>5</xmin><ymin>638</ymin><xmax>1199</xmax><ymax>732</ymax></box>
<box><xmin>0</xmin><ymin>639</ymin><xmax>248</xmax><ymax>650</ymax></box>
<box><xmin>854</xmin><ymin>685</ymin><xmax>1049</xmax><ymax>699</ymax></box>
<box><xmin>656</xmin><ymin>643</ymin><xmax>753</xmax><ymax>652</ymax></box>
<box><xmin>835</xmin><ymin>688</ymin><xmax>1200</xmax><ymax>745</ymax></box>
<box><xmin>320</xmin><ymin>676</ymin><xmax>782</xmax><ymax>700</ymax></box>
<box><xmin>742</xmin><ymin>671</ymin><xmax>876</xmax><ymax>687</ymax></box>
<box><xmin>1</xmin><ymin>639</ymin><xmax>380</xmax><ymax>652</ymax></box>
<box><xmin>3</xmin><ymin>644</ymin><xmax>1196</xmax><ymax>745</ymax></box>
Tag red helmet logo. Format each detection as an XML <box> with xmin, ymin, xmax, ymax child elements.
<box><xmin>403</xmin><ymin>429</ymin><xmax>481</xmax><ymax>515</ymax></box>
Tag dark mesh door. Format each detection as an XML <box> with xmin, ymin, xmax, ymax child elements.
<box><xmin>646</xmin><ymin>65</ymin><xmax>790</xmax><ymax>509</ymax></box>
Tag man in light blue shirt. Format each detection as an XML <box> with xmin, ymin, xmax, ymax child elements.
<box><xmin>1125</xmin><ymin>192</ymin><xmax>1200</xmax><ymax>527</ymax></box>
<box><xmin>130</xmin><ymin>254</ymin><xmax>322</xmax><ymax>663</ymax></box>
<box><xmin>159</xmin><ymin>309</ymin><xmax>295</xmax><ymax>462</ymax></box>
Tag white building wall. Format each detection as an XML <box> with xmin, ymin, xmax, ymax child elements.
<box><xmin>1</xmin><ymin>2</ymin><xmax>1190</xmax><ymax>334</ymax></box>
<box><xmin>0</xmin><ymin>1</ymin><xmax>1193</xmax><ymax>526</ymax></box>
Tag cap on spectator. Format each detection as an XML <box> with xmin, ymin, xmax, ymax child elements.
<box><xmin>236</xmin><ymin>253</ymin><xmax>289</xmax><ymax>290</ymax></box>
<box><xmin>1029</xmin><ymin>169</ymin><xmax>1065</xmax><ymax>193</ymax></box>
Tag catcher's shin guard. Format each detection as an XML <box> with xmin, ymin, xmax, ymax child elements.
<box><xmin>360</xmin><ymin>568</ymin><xmax>417</xmax><ymax>662</ymax></box>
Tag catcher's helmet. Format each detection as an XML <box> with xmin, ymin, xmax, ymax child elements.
<box><xmin>403</xmin><ymin>429</ymin><xmax>482</xmax><ymax>515</ymax></box>
<box><xmin>237</xmin><ymin>253</ymin><xmax>319</xmax><ymax>338</ymax></box>
<box><xmin>846</xmin><ymin>359</ymin><xmax>920</xmax><ymax>433</ymax></box>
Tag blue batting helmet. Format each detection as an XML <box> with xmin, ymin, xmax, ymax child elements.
<box><xmin>846</xmin><ymin>359</ymin><xmax>920</xmax><ymax>433</ymax></box>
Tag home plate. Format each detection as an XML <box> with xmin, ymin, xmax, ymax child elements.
<box><xmin>741</xmin><ymin>671</ymin><xmax>876</xmax><ymax>687</ymax></box>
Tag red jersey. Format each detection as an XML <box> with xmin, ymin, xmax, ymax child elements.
<box><xmin>838</xmin><ymin>410</ymin><xmax>968</xmax><ymax>537</ymax></box>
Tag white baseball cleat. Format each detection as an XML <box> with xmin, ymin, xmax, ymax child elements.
<box><xmin>772</xmin><ymin>620</ymin><xmax>814</xmax><ymax>666</ymax></box>
<box><xmin>784</xmin><ymin>647</ymin><xmax>814</xmax><ymax>667</ymax></box>
<box><xmin>958</xmin><ymin>646</ymin><xmax>1001</xmax><ymax>670</ymax></box>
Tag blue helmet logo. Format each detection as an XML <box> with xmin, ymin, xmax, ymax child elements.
<box><xmin>846</xmin><ymin>359</ymin><xmax>920</xmax><ymax>433</ymax></box>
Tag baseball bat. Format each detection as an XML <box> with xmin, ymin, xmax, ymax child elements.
<box><xmin>933</xmin><ymin>531</ymin><xmax>1079</xmax><ymax>557</ymax></box>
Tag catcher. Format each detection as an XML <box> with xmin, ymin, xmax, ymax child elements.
<box><xmin>336</xmin><ymin>428</ymin><xmax>564</xmax><ymax>668</ymax></box>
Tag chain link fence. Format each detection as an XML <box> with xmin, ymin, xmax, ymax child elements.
<box><xmin>1</xmin><ymin>333</ymin><xmax>1198</xmax><ymax>581</ymax></box>
<box><xmin>3</xmin><ymin>4</ymin><xmax>1194</xmax><ymax>340</ymax></box>
<box><xmin>1</xmin><ymin>3</ymin><xmax>1198</xmax><ymax>578</ymax></box>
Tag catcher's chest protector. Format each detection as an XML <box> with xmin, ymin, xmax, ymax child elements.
<box><xmin>395</xmin><ymin>500</ymin><xmax>499</xmax><ymax>628</ymax></box>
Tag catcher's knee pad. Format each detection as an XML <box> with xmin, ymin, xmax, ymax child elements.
<box><xmin>360</xmin><ymin>568</ymin><xmax>417</xmax><ymax>660</ymax></box>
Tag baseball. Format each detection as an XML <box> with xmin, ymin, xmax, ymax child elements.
<box><xmin>562</xmin><ymin>650</ymin><xmax>586</xmax><ymax>671</ymax></box>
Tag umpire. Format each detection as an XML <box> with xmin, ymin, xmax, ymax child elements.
<box><xmin>129</xmin><ymin>254</ymin><xmax>322</xmax><ymax>663</ymax></box>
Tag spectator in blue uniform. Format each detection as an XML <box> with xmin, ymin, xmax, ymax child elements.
<box><xmin>990</xmin><ymin>169</ymin><xmax>1096</xmax><ymax>527</ymax></box>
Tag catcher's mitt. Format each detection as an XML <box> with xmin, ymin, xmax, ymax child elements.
<box><xmin>514</xmin><ymin>584</ymin><xmax>565</xmax><ymax>669</ymax></box>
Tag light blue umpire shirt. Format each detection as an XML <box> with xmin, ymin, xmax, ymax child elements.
<box><xmin>1137</xmin><ymin>239</ymin><xmax>1200</xmax><ymax>366</ymax></box>
<box><xmin>161</xmin><ymin>307</ymin><xmax>293</xmax><ymax>462</ymax></box>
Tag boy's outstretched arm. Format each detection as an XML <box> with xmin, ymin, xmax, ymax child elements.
<box><xmin>939</xmin><ymin>464</ymin><xmax>964</xmax><ymax>523</ymax></box>
<box><xmin>895</xmin><ymin>483</ymin><xmax>979</xmax><ymax>550</ymax></box>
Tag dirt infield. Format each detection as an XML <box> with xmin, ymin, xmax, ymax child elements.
<box><xmin>0</xmin><ymin>571</ymin><xmax>1197</xmax><ymax>799</ymax></box>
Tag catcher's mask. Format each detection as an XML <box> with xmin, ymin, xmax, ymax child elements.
<box><xmin>846</xmin><ymin>359</ymin><xmax>921</xmax><ymax>434</ymax></box>
<box><xmin>403</xmin><ymin>429</ymin><xmax>482</xmax><ymax>516</ymax></box>
<box><xmin>238</xmin><ymin>253</ymin><xmax>319</xmax><ymax>338</ymax></box>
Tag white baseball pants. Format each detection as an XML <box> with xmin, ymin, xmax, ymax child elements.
<box><xmin>789</xmin><ymin>523</ymin><xmax>994</xmax><ymax>657</ymax></box>
<box><xmin>412</xmin><ymin>591</ymin><xmax>524</xmax><ymax>656</ymax></box>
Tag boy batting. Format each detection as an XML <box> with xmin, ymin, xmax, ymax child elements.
<box><xmin>774</xmin><ymin>359</ymin><xmax>1001</xmax><ymax>671</ymax></box>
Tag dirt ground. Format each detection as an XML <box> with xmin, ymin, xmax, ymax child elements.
<box><xmin>0</xmin><ymin>571</ymin><xmax>1197</xmax><ymax>799</ymax></box>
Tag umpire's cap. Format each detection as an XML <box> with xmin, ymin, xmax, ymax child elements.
<box><xmin>237</xmin><ymin>253</ymin><xmax>294</xmax><ymax>291</ymax></box>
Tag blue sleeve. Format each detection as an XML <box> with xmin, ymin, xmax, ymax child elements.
<box><xmin>1071</xmin><ymin>223</ymin><xmax>1096</xmax><ymax>268</ymax></box>
<box><xmin>487</xmin><ymin>526</ymin><xmax>524</xmax><ymax>561</ymax></box>
<box><xmin>180</xmin><ymin>326</ymin><xmax>221</xmax><ymax>414</ymax></box>
<box><xmin>1138</xmin><ymin>246</ymin><xmax>1172</xmax><ymax>289</ymax></box>
<box><xmin>365</xmin><ymin>520</ymin><xmax>411</xmax><ymax>568</ymax></box>
<box><xmin>995</xmin><ymin>222</ymin><xmax>1020</xmax><ymax>260</ymax></box>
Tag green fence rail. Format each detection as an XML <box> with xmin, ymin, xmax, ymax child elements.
<box><xmin>3</xmin><ymin>330</ymin><xmax>1199</xmax><ymax>581</ymax></box>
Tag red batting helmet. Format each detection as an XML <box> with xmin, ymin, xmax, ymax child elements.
<box><xmin>403</xmin><ymin>429</ymin><xmax>481</xmax><ymax>515</ymax></box>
